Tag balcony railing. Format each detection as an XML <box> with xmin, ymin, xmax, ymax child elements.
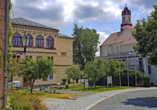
<box><xmin>128</xmin><ymin>65</ymin><xmax>144</xmax><ymax>72</ymax></box>
<box><xmin>107</xmin><ymin>52</ymin><xmax>137</xmax><ymax>56</ymax></box>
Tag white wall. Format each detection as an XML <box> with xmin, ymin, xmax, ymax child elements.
<box><xmin>151</xmin><ymin>65</ymin><xmax>157</xmax><ymax>85</ymax></box>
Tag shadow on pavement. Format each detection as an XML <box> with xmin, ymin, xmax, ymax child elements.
<box><xmin>122</xmin><ymin>97</ymin><xmax>157</xmax><ymax>108</ymax></box>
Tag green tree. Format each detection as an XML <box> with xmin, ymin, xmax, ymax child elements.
<box><xmin>10</xmin><ymin>58</ymin><xmax>21</xmax><ymax>77</ymax></box>
<box><xmin>18</xmin><ymin>57</ymin><xmax>55</xmax><ymax>94</ymax></box>
<box><xmin>106</xmin><ymin>59</ymin><xmax>126</xmax><ymax>77</ymax></box>
<box><xmin>132</xmin><ymin>4</ymin><xmax>157</xmax><ymax>66</ymax></box>
<box><xmin>106</xmin><ymin>59</ymin><xmax>117</xmax><ymax>76</ymax></box>
<box><xmin>65</xmin><ymin>65</ymin><xmax>81</xmax><ymax>87</ymax></box>
<box><xmin>95</xmin><ymin>58</ymin><xmax>107</xmax><ymax>77</ymax></box>
<box><xmin>72</xmin><ymin>24</ymin><xmax>100</xmax><ymax>70</ymax></box>
<box><xmin>84</xmin><ymin>59</ymin><xmax>107</xmax><ymax>88</ymax></box>
<box><xmin>62</xmin><ymin>77</ymin><xmax>68</xmax><ymax>84</ymax></box>
<box><xmin>115</xmin><ymin>60</ymin><xmax>126</xmax><ymax>76</ymax></box>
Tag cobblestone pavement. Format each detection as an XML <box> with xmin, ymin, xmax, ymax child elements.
<box><xmin>43</xmin><ymin>98</ymin><xmax>72</xmax><ymax>110</ymax></box>
<box><xmin>43</xmin><ymin>87</ymin><xmax>157</xmax><ymax>110</ymax></box>
<box><xmin>90</xmin><ymin>89</ymin><xmax>157</xmax><ymax>110</ymax></box>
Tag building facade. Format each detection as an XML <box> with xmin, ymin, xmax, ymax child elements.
<box><xmin>11</xmin><ymin>18</ymin><xmax>73</xmax><ymax>87</ymax></box>
<box><xmin>0</xmin><ymin>0</ymin><xmax>6</xmax><ymax>107</ymax></box>
<box><xmin>98</xmin><ymin>6</ymin><xmax>157</xmax><ymax>85</ymax></box>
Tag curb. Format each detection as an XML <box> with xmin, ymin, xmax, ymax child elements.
<box><xmin>85</xmin><ymin>88</ymin><xmax>157</xmax><ymax>110</ymax></box>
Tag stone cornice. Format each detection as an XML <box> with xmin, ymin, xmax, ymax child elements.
<box><xmin>12</xmin><ymin>24</ymin><xmax>58</xmax><ymax>37</ymax></box>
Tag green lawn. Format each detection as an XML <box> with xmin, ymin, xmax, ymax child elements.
<box><xmin>68</xmin><ymin>85</ymin><xmax>140</xmax><ymax>92</ymax></box>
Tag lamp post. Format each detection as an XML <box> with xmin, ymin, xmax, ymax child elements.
<box><xmin>118</xmin><ymin>50</ymin><xmax>121</xmax><ymax>87</ymax></box>
<box><xmin>101</xmin><ymin>72</ymin><xmax>103</xmax><ymax>91</ymax></box>
<box><xmin>21</xmin><ymin>31</ymin><xmax>30</xmax><ymax>55</ymax></box>
<box><xmin>135</xmin><ymin>53</ymin><xmax>137</xmax><ymax>87</ymax></box>
<box><xmin>127</xmin><ymin>53</ymin><xmax>129</xmax><ymax>87</ymax></box>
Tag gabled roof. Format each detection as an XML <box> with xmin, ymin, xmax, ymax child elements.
<box><xmin>11</xmin><ymin>17</ymin><xmax>59</xmax><ymax>30</ymax></box>
<box><xmin>100</xmin><ymin>28</ymin><xmax>137</xmax><ymax>46</ymax></box>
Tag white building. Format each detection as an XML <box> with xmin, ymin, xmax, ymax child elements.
<box><xmin>98</xmin><ymin>6</ymin><xmax>157</xmax><ymax>85</ymax></box>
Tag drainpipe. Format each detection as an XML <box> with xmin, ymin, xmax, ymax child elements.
<box><xmin>3</xmin><ymin>0</ymin><xmax>9</xmax><ymax>109</ymax></box>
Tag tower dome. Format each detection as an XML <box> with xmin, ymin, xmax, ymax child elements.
<box><xmin>121</xmin><ymin>5</ymin><xmax>132</xmax><ymax>31</ymax></box>
<box><xmin>122</xmin><ymin>7</ymin><xmax>131</xmax><ymax>16</ymax></box>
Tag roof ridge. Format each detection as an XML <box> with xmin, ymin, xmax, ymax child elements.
<box><xmin>11</xmin><ymin>17</ymin><xmax>59</xmax><ymax>30</ymax></box>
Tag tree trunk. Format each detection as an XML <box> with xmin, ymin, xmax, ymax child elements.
<box><xmin>94</xmin><ymin>77</ymin><xmax>96</xmax><ymax>88</ymax></box>
<box><xmin>30</xmin><ymin>79</ymin><xmax>35</xmax><ymax>94</ymax></box>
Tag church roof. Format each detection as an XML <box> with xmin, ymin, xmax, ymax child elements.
<box><xmin>122</xmin><ymin>7</ymin><xmax>131</xmax><ymax>15</ymax></box>
<box><xmin>100</xmin><ymin>28</ymin><xmax>137</xmax><ymax>46</ymax></box>
<box><xmin>11</xmin><ymin>17</ymin><xmax>59</xmax><ymax>30</ymax></box>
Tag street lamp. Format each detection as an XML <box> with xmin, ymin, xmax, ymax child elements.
<box><xmin>21</xmin><ymin>31</ymin><xmax>30</xmax><ymax>55</ymax></box>
<box><xmin>101</xmin><ymin>72</ymin><xmax>103</xmax><ymax>91</ymax></box>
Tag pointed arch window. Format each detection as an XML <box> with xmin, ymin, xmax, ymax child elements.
<box><xmin>36</xmin><ymin>36</ymin><xmax>43</xmax><ymax>48</ymax></box>
<box><xmin>123</xmin><ymin>17</ymin><xmax>125</xmax><ymax>23</ymax></box>
<box><xmin>12</xmin><ymin>33</ymin><xmax>21</xmax><ymax>47</ymax></box>
<box><xmin>129</xmin><ymin>17</ymin><xmax>130</xmax><ymax>22</ymax></box>
<box><xmin>27</xmin><ymin>35</ymin><xmax>33</xmax><ymax>47</ymax></box>
<box><xmin>47</xmin><ymin>37</ymin><xmax>54</xmax><ymax>49</ymax></box>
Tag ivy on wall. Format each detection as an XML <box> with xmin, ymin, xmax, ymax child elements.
<box><xmin>7</xmin><ymin>1</ymin><xmax>14</xmax><ymax>77</ymax></box>
<box><xmin>0</xmin><ymin>1</ymin><xmax>13</xmax><ymax>77</ymax></box>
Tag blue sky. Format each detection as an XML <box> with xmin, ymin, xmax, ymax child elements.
<box><xmin>11</xmin><ymin>0</ymin><xmax>156</xmax><ymax>56</ymax></box>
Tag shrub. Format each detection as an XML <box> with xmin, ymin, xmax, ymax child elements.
<box><xmin>143</xmin><ymin>75</ymin><xmax>150</xmax><ymax>87</ymax></box>
<box><xmin>8</xmin><ymin>89</ymin><xmax>47</xmax><ymax>110</ymax></box>
<box><xmin>62</xmin><ymin>77</ymin><xmax>68</xmax><ymax>84</ymax></box>
<box><xmin>89</xmin><ymin>78</ymin><xmax>94</xmax><ymax>87</ymax></box>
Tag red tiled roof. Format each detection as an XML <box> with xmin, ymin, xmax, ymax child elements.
<box><xmin>100</xmin><ymin>28</ymin><xmax>137</xmax><ymax>46</ymax></box>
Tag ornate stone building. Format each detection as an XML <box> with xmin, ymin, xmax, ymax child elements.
<box><xmin>11</xmin><ymin>17</ymin><xmax>73</xmax><ymax>87</ymax></box>
<box><xmin>98</xmin><ymin>6</ymin><xmax>157</xmax><ymax>85</ymax></box>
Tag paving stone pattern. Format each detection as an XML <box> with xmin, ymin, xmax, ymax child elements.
<box><xmin>44</xmin><ymin>87</ymin><xmax>157</xmax><ymax>110</ymax></box>
<box><xmin>90</xmin><ymin>89</ymin><xmax>157</xmax><ymax>110</ymax></box>
<box><xmin>43</xmin><ymin>98</ymin><xmax>72</xmax><ymax>110</ymax></box>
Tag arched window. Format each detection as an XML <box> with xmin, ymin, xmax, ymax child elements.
<box><xmin>47</xmin><ymin>37</ymin><xmax>54</xmax><ymax>49</ymax></box>
<box><xmin>27</xmin><ymin>35</ymin><xmax>33</xmax><ymax>47</ymax></box>
<box><xmin>36</xmin><ymin>36</ymin><xmax>43</xmax><ymax>48</ymax></box>
<box><xmin>12</xmin><ymin>33</ymin><xmax>21</xmax><ymax>47</ymax></box>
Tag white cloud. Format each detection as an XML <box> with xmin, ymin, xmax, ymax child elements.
<box><xmin>96</xmin><ymin>32</ymin><xmax>109</xmax><ymax>56</ymax></box>
<box><xmin>11</xmin><ymin>0</ymin><xmax>155</xmax><ymax>29</ymax></box>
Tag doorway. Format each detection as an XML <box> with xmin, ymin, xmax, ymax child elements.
<box><xmin>23</xmin><ymin>77</ymin><xmax>31</xmax><ymax>87</ymax></box>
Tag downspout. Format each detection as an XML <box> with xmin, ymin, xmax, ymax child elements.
<box><xmin>3</xmin><ymin>0</ymin><xmax>9</xmax><ymax>109</ymax></box>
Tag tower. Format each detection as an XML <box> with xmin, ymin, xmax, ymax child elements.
<box><xmin>121</xmin><ymin>5</ymin><xmax>132</xmax><ymax>31</ymax></box>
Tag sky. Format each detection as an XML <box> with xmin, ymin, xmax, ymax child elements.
<box><xmin>11</xmin><ymin>0</ymin><xmax>157</xmax><ymax>56</ymax></box>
